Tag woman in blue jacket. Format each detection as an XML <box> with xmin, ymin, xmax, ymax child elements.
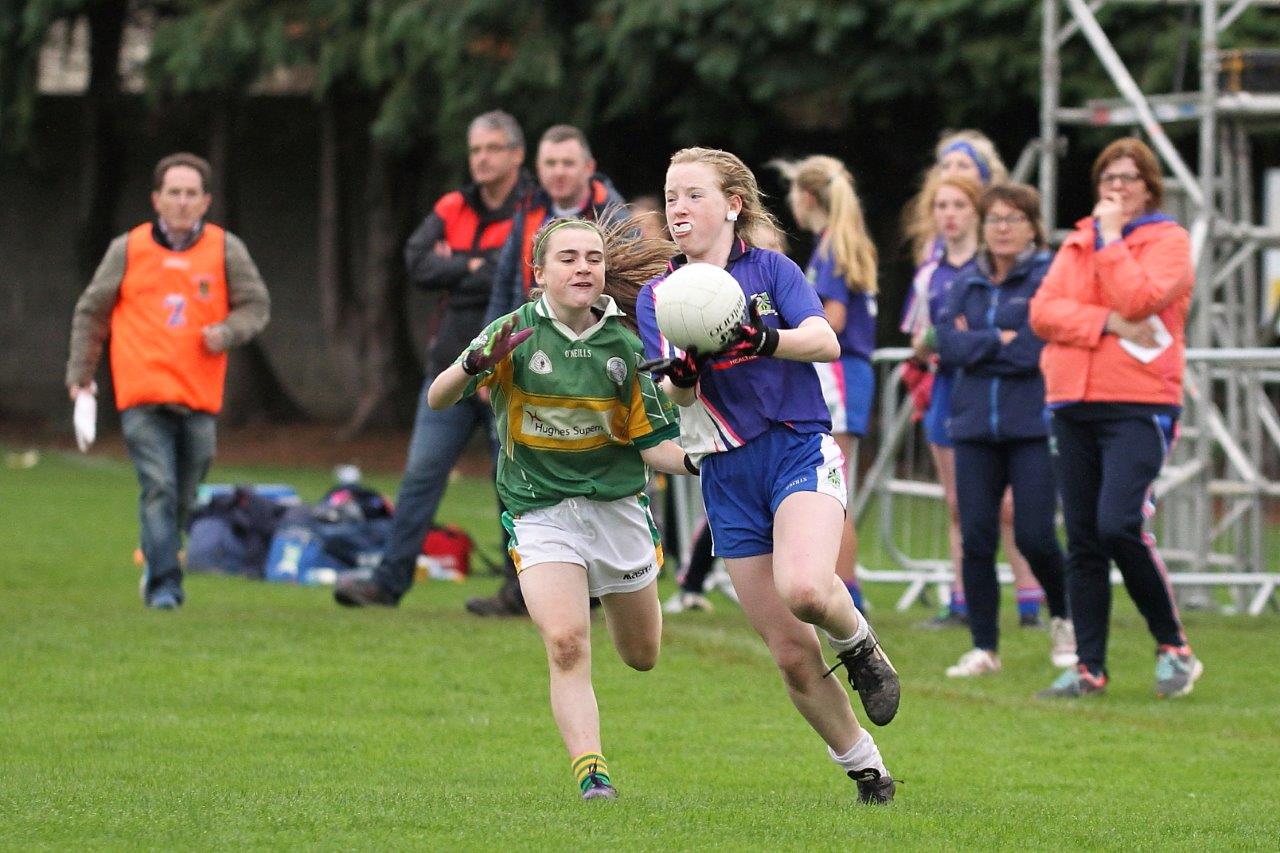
<box><xmin>934</xmin><ymin>183</ymin><xmax>1074</xmax><ymax>677</ymax></box>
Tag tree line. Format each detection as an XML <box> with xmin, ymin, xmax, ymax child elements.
<box><xmin>3</xmin><ymin>0</ymin><xmax>1274</xmax><ymax>430</ymax></box>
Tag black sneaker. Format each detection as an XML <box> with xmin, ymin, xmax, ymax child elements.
<box><xmin>918</xmin><ymin>609</ymin><xmax>968</xmax><ymax>630</ymax></box>
<box><xmin>146</xmin><ymin>589</ymin><xmax>182</xmax><ymax>610</ymax></box>
<box><xmin>826</xmin><ymin>628</ymin><xmax>901</xmax><ymax>726</ymax></box>
<box><xmin>464</xmin><ymin>578</ymin><xmax>528</xmax><ymax>617</ymax></box>
<box><xmin>333</xmin><ymin>573</ymin><xmax>399</xmax><ymax>608</ymax></box>
<box><xmin>580</xmin><ymin>772</ymin><xmax>617</xmax><ymax>801</ymax></box>
<box><xmin>848</xmin><ymin>768</ymin><xmax>896</xmax><ymax>805</ymax></box>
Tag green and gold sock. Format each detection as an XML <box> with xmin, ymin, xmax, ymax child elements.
<box><xmin>572</xmin><ymin>752</ymin><xmax>610</xmax><ymax>792</ymax></box>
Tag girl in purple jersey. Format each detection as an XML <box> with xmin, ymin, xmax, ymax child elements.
<box><xmin>636</xmin><ymin>148</ymin><xmax>899</xmax><ymax>805</ymax></box>
<box><xmin>772</xmin><ymin>155</ymin><xmax>878</xmax><ymax>613</ymax></box>
<box><xmin>902</xmin><ymin>129</ymin><xmax>1009</xmax><ymax>267</ymax></box>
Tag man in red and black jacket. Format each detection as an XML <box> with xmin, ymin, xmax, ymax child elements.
<box><xmin>483</xmin><ymin>124</ymin><xmax>627</xmax><ymax>325</ymax></box>
<box><xmin>335</xmin><ymin>110</ymin><xmax>532</xmax><ymax>608</ymax></box>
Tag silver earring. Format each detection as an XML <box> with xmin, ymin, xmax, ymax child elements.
<box><xmin>726</xmin><ymin>210</ymin><xmax>738</xmax><ymax>222</ymax></box>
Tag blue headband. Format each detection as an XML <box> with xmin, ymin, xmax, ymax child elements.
<box><xmin>941</xmin><ymin>141</ymin><xmax>992</xmax><ymax>185</ymax></box>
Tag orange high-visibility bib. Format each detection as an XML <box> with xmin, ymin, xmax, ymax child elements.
<box><xmin>110</xmin><ymin>223</ymin><xmax>229</xmax><ymax>413</ymax></box>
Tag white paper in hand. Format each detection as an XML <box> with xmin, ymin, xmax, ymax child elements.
<box><xmin>1119</xmin><ymin>316</ymin><xmax>1173</xmax><ymax>364</ymax></box>
<box><xmin>74</xmin><ymin>393</ymin><xmax>97</xmax><ymax>452</ymax></box>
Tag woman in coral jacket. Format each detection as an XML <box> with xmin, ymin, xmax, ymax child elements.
<box><xmin>1029</xmin><ymin>137</ymin><xmax>1201</xmax><ymax>701</ymax></box>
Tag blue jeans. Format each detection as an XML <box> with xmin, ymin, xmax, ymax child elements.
<box><xmin>372</xmin><ymin>380</ymin><xmax>496</xmax><ymax>598</ymax></box>
<box><xmin>121</xmin><ymin>405</ymin><xmax>217</xmax><ymax>602</ymax></box>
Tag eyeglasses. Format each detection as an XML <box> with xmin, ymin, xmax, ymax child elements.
<box><xmin>1098</xmin><ymin>171</ymin><xmax>1142</xmax><ymax>186</ymax></box>
<box><xmin>469</xmin><ymin>143</ymin><xmax>517</xmax><ymax>156</ymax></box>
<box><xmin>983</xmin><ymin>213</ymin><xmax>1029</xmax><ymax>227</ymax></box>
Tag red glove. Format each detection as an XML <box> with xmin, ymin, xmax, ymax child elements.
<box><xmin>639</xmin><ymin>347</ymin><xmax>708</xmax><ymax>388</ymax></box>
<box><xmin>719</xmin><ymin>299</ymin><xmax>779</xmax><ymax>359</ymax></box>
<box><xmin>900</xmin><ymin>359</ymin><xmax>935</xmax><ymax>423</ymax></box>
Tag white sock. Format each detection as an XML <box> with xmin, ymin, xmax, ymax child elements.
<box><xmin>824</xmin><ymin>611</ymin><xmax>870</xmax><ymax>653</ymax></box>
<box><xmin>828</xmin><ymin>730</ymin><xmax>888</xmax><ymax>778</ymax></box>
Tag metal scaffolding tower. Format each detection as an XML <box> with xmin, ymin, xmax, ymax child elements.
<box><xmin>1038</xmin><ymin>0</ymin><xmax>1280</xmax><ymax>608</ymax></box>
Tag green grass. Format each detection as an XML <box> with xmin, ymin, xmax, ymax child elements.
<box><xmin>3</xmin><ymin>448</ymin><xmax>1279</xmax><ymax>850</ymax></box>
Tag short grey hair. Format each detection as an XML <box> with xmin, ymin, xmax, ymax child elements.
<box><xmin>469</xmin><ymin>110</ymin><xmax>524</xmax><ymax>151</ymax></box>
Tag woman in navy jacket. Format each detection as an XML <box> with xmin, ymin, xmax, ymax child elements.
<box><xmin>934</xmin><ymin>183</ymin><xmax>1074</xmax><ymax>678</ymax></box>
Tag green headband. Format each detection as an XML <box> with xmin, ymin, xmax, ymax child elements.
<box><xmin>533</xmin><ymin>219</ymin><xmax>602</xmax><ymax>264</ymax></box>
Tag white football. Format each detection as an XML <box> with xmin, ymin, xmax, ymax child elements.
<box><xmin>654</xmin><ymin>263</ymin><xmax>746</xmax><ymax>353</ymax></box>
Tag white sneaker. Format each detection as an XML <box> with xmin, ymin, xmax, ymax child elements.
<box><xmin>706</xmin><ymin>562</ymin><xmax>739</xmax><ymax>605</ymax></box>
<box><xmin>945</xmin><ymin>648</ymin><xmax>1001</xmax><ymax>678</ymax></box>
<box><xmin>663</xmin><ymin>591</ymin><xmax>713</xmax><ymax>614</ymax></box>
<box><xmin>1049</xmin><ymin>617</ymin><xmax>1078</xmax><ymax>668</ymax></box>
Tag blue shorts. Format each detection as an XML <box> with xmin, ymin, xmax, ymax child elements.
<box><xmin>700</xmin><ymin>424</ymin><xmax>847</xmax><ymax>558</ymax></box>
<box><xmin>924</xmin><ymin>371</ymin><xmax>954</xmax><ymax>448</ymax></box>
<box><xmin>814</xmin><ymin>355</ymin><xmax>874</xmax><ymax>437</ymax></box>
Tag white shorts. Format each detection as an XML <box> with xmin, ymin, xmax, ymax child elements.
<box><xmin>504</xmin><ymin>494</ymin><xmax>663</xmax><ymax>597</ymax></box>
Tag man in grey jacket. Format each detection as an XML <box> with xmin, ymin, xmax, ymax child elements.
<box><xmin>333</xmin><ymin>111</ymin><xmax>531</xmax><ymax>608</ymax></box>
<box><xmin>66</xmin><ymin>152</ymin><xmax>270</xmax><ymax>609</ymax></box>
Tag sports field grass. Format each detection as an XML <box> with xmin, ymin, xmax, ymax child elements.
<box><xmin>3</xmin><ymin>448</ymin><xmax>1279</xmax><ymax>850</ymax></box>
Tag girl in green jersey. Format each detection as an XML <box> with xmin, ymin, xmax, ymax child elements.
<box><xmin>429</xmin><ymin>218</ymin><xmax>693</xmax><ymax>801</ymax></box>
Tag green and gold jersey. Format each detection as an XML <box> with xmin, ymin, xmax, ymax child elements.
<box><xmin>457</xmin><ymin>295</ymin><xmax>680</xmax><ymax>515</ymax></box>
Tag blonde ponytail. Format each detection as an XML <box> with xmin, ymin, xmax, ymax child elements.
<box><xmin>772</xmin><ymin>155</ymin><xmax>878</xmax><ymax>295</ymax></box>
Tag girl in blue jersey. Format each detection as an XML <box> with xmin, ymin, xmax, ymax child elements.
<box><xmin>637</xmin><ymin>148</ymin><xmax>899</xmax><ymax>805</ymax></box>
<box><xmin>903</xmin><ymin>129</ymin><xmax>1009</xmax><ymax>267</ymax></box>
<box><xmin>773</xmin><ymin>155</ymin><xmax>878</xmax><ymax>612</ymax></box>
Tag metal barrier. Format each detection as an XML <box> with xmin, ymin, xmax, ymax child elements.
<box><xmin>857</xmin><ymin>347</ymin><xmax>1280</xmax><ymax>615</ymax></box>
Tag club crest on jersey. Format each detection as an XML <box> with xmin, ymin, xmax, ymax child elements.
<box><xmin>194</xmin><ymin>275</ymin><xmax>213</xmax><ymax>299</ymax></box>
<box><xmin>751</xmin><ymin>292</ymin><xmax>778</xmax><ymax>317</ymax></box>
<box><xmin>605</xmin><ymin>357</ymin><xmax>627</xmax><ymax>385</ymax></box>
<box><xmin>529</xmin><ymin>350</ymin><xmax>553</xmax><ymax>375</ymax></box>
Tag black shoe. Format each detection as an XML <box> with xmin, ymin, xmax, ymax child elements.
<box><xmin>146</xmin><ymin>589</ymin><xmax>183</xmax><ymax>610</ymax></box>
<box><xmin>464</xmin><ymin>578</ymin><xmax>527</xmax><ymax>617</ymax></box>
<box><xmin>1019</xmin><ymin>611</ymin><xmax>1044</xmax><ymax>629</ymax></box>
<box><xmin>333</xmin><ymin>573</ymin><xmax>399</xmax><ymax>608</ymax></box>
<box><xmin>849</xmin><ymin>768</ymin><xmax>896</xmax><ymax>805</ymax></box>
<box><xmin>918</xmin><ymin>609</ymin><xmax>968</xmax><ymax>630</ymax></box>
<box><xmin>826</xmin><ymin>628</ymin><xmax>901</xmax><ymax>726</ymax></box>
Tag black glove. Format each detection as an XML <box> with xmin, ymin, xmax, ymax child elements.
<box><xmin>722</xmin><ymin>299</ymin><xmax>779</xmax><ymax>358</ymax></box>
<box><xmin>639</xmin><ymin>347</ymin><xmax>707</xmax><ymax>389</ymax></box>
<box><xmin>461</xmin><ymin>318</ymin><xmax>533</xmax><ymax>376</ymax></box>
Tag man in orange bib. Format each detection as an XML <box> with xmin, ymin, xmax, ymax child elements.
<box><xmin>66</xmin><ymin>153</ymin><xmax>270</xmax><ymax>610</ymax></box>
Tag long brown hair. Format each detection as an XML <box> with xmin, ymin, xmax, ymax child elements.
<box><xmin>902</xmin><ymin>129</ymin><xmax>1009</xmax><ymax>263</ymax></box>
<box><xmin>529</xmin><ymin>212</ymin><xmax>677</xmax><ymax>330</ymax></box>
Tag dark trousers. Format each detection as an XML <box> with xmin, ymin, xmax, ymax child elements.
<box><xmin>954</xmin><ymin>437</ymin><xmax>1067</xmax><ymax>652</ymax></box>
<box><xmin>1049</xmin><ymin>411</ymin><xmax>1185</xmax><ymax>674</ymax></box>
<box><xmin>679</xmin><ymin>521</ymin><xmax>716</xmax><ymax>593</ymax></box>
<box><xmin>373</xmin><ymin>379</ymin><xmax>505</xmax><ymax>599</ymax></box>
